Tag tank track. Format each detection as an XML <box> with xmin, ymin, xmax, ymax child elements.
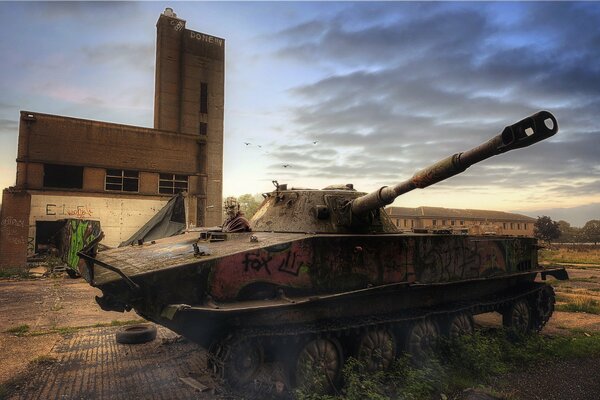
<box><xmin>208</xmin><ymin>282</ymin><xmax>555</xmax><ymax>388</ymax></box>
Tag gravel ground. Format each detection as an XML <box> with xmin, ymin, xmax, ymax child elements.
<box><xmin>2</xmin><ymin>274</ymin><xmax>600</xmax><ymax>399</ymax></box>
<box><xmin>494</xmin><ymin>357</ymin><xmax>600</xmax><ymax>400</ymax></box>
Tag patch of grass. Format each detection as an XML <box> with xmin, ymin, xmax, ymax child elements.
<box><xmin>5</xmin><ymin>324</ymin><xmax>30</xmax><ymax>336</ymax></box>
<box><xmin>7</xmin><ymin>319</ymin><xmax>145</xmax><ymax>338</ymax></box>
<box><xmin>31</xmin><ymin>355</ymin><xmax>58</xmax><ymax>365</ymax></box>
<box><xmin>294</xmin><ymin>330</ymin><xmax>600</xmax><ymax>400</ymax></box>
<box><xmin>0</xmin><ymin>268</ymin><xmax>31</xmax><ymax>279</ymax></box>
<box><xmin>555</xmin><ymin>296</ymin><xmax>600</xmax><ymax>314</ymax></box>
<box><xmin>539</xmin><ymin>245</ymin><xmax>600</xmax><ymax>266</ymax></box>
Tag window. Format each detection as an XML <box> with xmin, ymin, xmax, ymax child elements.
<box><xmin>503</xmin><ymin>222</ymin><xmax>507</xmax><ymax>229</ymax></box>
<box><xmin>199</xmin><ymin>122</ymin><xmax>207</xmax><ymax>135</ymax></box>
<box><xmin>43</xmin><ymin>164</ymin><xmax>83</xmax><ymax>189</ymax></box>
<box><xmin>451</xmin><ymin>220</ymin><xmax>455</xmax><ymax>226</ymax></box>
<box><xmin>404</xmin><ymin>219</ymin><xmax>408</xmax><ymax>227</ymax></box>
<box><xmin>159</xmin><ymin>173</ymin><xmax>188</xmax><ymax>194</ymax></box>
<box><xmin>432</xmin><ymin>220</ymin><xmax>437</xmax><ymax>226</ymax></box>
<box><xmin>200</xmin><ymin>82</ymin><xmax>208</xmax><ymax>114</ymax></box>
<box><xmin>510</xmin><ymin>223</ymin><xmax>514</xmax><ymax>229</ymax></box>
<box><xmin>460</xmin><ymin>220</ymin><xmax>464</xmax><ymax>225</ymax></box>
<box><xmin>105</xmin><ymin>169</ymin><xmax>139</xmax><ymax>192</ymax></box>
<box><xmin>524</xmin><ymin>223</ymin><xmax>528</xmax><ymax>230</ymax></box>
<box><xmin>517</xmin><ymin>223</ymin><xmax>521</xmax><ymax>230</ymax></box>
<box><xmin>442</xmin><ymin>220</ymin><xmax>446</xmax><ymax>226</ymax></box>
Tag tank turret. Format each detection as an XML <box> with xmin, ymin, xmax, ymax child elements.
<box><xmin>250</xmin><ymin>111</ymin><xmax>558</xmax><ymax>233</ymax></box>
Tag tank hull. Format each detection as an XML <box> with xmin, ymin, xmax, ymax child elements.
<box><xmin>81</xmin><ymin>231</ymin><xmax>566</xmax><ymax>348</ymax></box>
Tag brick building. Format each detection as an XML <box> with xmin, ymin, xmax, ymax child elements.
<box><xmin>386</xmin><ymin>206</ymin><xmax>536</xmax><ymax>236</ymax></box>
<box><xmin>0</xmin><ymin>9</ymin><xmax>224</xmax><ymax>269</ymax></box>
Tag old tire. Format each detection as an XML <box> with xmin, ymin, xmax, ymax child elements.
<box><xmin>502</xmin><ymin>299</ymin><xmax>532</xmax><ymax>334</ymax></box>
<box><xmin>115</xmin><ymin>324</ymin><xmax>157</xmax><ymax>344</ymax></box>
<box><xmin>294</xmin><ymin>337</ymin><xmax>343</xmax><ymax>394</ymax></box>
<box><xmin>445</xmin><ymin>312</ymin><xmax>474</xmax><ymax>339</ymax></box>
<box><xmin>356</xmin><ymin>328</ymin><xmax>396</xmax><ymax>371</ymax></box>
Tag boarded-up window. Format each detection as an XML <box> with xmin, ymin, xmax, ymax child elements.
<box><xmin>199</xmin><ymin>122</ymin><xmax>207</xmax><ymax>135</ymax></box>
<box><xmin>105</xmin><ymin>169</ymin><xmax>139</xmax><ymax>192</ymax></box>
<box><xmin>159</xmin><ymin>173</ymin><xmax>188</xmax><ymax>195</ymax></box>
<box><xmin>43</xmin><ymin>164</ymin><xmax>83</xmax><ymax>189</ymax></box>
<box><xmin>200</xmin><ymin>82</ymin><xmax>208</xmax><ymax>114</ymax></box>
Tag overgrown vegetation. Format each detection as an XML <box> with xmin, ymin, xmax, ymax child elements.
<box><xmin>556</xmin><ymin>294</ymin><xmax>600</xmax><ymax>314</ymax></box>
<box><xmin>4</xmin><ymin>324</ymin><xmax>30</xmax><ymax>336</ymax></box>
<box><xmin>0</xmin><ymin>268</ymin><xmax>31</xmax><ymax>279</ymax></box>
<box><xmin>539</xmin><ymin>244</ymin><xmax>600</xmax><ymax>266</ymax></box>
<box><xmin>293</xmin><ymin>330</ymin><xmax>600</xmax><ymax>400</ymax></box>
<box><xmin>3</xmin><ymin>319</ymin><xmax>144</xmax><ymax>337</ymax></box>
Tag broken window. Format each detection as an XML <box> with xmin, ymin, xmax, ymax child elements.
<box><xmin>105</xmin><ymin>169</ymin><xmax>139</xmax><ymax>192</ymax></box>
<box><xmin>159</xmin><ymin>173</ymin><xmax>188</xmax><ymax>195</ymax></box>
<box><xmin>43</xmin><ymin>164</ymin><xmax>83</xmax><ymax>189</ymax></box>
<box><xmin>200</xmin><ymin>82</ymin><xmax>208</xmax><ymax>114</ymax></box>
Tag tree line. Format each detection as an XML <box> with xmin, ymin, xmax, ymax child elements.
<box><xmin>534</xmin><ymin>216</ymin><xmax>600</xmax><ymax>245</ymax></box>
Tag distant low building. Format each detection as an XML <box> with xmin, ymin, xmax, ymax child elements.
<box><xmin>386</xmin><ymin>206</ymin><xmax>535</xmax><ymax>236</ymax></box>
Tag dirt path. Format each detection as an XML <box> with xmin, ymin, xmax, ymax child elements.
<box><xmin>0</xmin><ymin>277</ymin><xmax>138</xmax><ymax>387</ymax></box>
<box><xmin>2</xmin><ymin>270</ymin><xmax>600</xmax><ymax>399</ymax></box>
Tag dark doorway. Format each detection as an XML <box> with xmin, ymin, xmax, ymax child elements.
<box><xmin>35</xmin><ymin>220</ymin><xmax>66</xmax><ymax>254</ymax></box>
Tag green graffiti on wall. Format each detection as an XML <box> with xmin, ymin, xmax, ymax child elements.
<box><xmin>64</xmin><ymin>220</ymin><xmax>101</xmax><ymax>270</ymax></box>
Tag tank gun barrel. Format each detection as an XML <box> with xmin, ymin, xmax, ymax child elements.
<box><xmin>351</xmin><ymin>111</ymin><xmax>558</xmax><ymax>216</ymax></box>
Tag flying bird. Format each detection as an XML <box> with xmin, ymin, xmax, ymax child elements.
<box><xmin>313</xmin><ymin>141</ymin><xmax>318</xmax><ymax>145</ymax></box>
<box><xmin>244</xmin><ymin>142</ymin><xmax>251</xmax><ymax>146</ymax></box>
<box><xmin>283</xmin><ymin>164</ymin><xmax>290</xmax><ymax>168</ymax></box>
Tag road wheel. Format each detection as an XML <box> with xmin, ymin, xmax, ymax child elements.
<box><xmin>356</xmin><ymin>328</ymin><xmax>396</xmax><ymax>371</ymax></box>
<box><xmin>210</xmin><ymin>336</ymin><xmax>263</xmax><ymax>387</ymax></box>
<box><xmin>502</xmin><ymin>299</ymin><xmax>532</xmax><ymax>334</ymax></box>
<box><xmin>115</xmin><ymin>324</ymin><xmax>157</xmax><ymax>344</ymax></box>
<box><xmin>294</xmin><ymin>337</ymin><xmax>342</xmax><ymax>393</ymax></box>
<box><xmin>405</xmin><ymin>319</ymin><xmax>439</xmax><ymax>360</ymax></box>
<box><xmin>533</xmin><ymin>285</ymin><xmax>555</xmax><ymax>332</ymax></box>
<box><xmin>445</xmin><ymin>312</ymin><xmax>474</xmax><ymax>339</ymax></box>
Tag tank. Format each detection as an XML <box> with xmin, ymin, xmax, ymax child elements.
<box><xmin>79</xmin><ymin>110</ymin><xmax>567</xmax><ymax>391</ymax></box>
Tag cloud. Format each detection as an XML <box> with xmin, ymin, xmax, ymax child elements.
<box><xmin>264</xmin><ymin>2</ymin><xmax>600</xmax><ymax>199</ymax></box>
<box><xmin>81</xmin><ymin>43</ymin><xmax>154</xmax><ymax>71</ymax></box>
<box><xmin>0</xmin><ymin>119</ymin><xmax>18</xmax><ymax>134</ymax></box>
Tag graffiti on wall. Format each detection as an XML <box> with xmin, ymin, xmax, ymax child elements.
<box><xmin>46</xmin><ymin>204</ymin><xmax>94</xmax><ymax>219</ymax></box>
<box><xmin>0</xmin><ymin>217</ymin><xmax>28</xmax><ymax>245</ymax></box>
<box><xmin>60</xmin><ymin>220</ymin><xmax>102</xmax><ymax>270</ymax></box>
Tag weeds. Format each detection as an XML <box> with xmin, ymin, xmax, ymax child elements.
<box><xmin>3</xmin><ymin>319</ymin><xmax>145</xmax><ymax>338</ymax></box>
<box><xmin>539</xmin><ymin>245</ymin><xmax>600</xmax><ymax>266</ymax></box>
<box><xmin>293</xmin><ymin>330</ymin><xmax>600</xmax><ymax>400</ymax></box>
<box><xmin>555</xmin><ymin>297</ymin><xmax>600</xmax><ymax>314</ymax></box>
<box><xmin>0</xmin><ymin>269</ymin><xmax>31</xmax><ymax>279</ymax></box>
<box><xmin>5</xmin><ymin>324</ymin><xmax>30</xmax><ymax>336</ymax></box>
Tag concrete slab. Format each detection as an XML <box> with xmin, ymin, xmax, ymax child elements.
<box><xmin>9</xmin><ymin>326</ymin><xmax>216</xmax><ymax>400</ymax></box>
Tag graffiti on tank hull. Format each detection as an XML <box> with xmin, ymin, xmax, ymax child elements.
<box><xmin>210</xmin><ymin>240</ymin><xmax>313</xmax><ymax>300</ymax></box>
<box><xmin>414</xmin><ymin>237</ymin><xmax>507</xmax><ymax>283</ymax></box>
<box><xmin>242</xmin><ymin>252</ymin><xmax>272</xmax><ymax>275</ymax></box>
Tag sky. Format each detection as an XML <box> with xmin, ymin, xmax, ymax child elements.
<box><xmin>0</xmin><ymin>1</ymin><xmax>599</xmax><ymax>225</ymax></box>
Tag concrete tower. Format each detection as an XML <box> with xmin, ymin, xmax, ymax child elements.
<box><xmin>154</xmin><ymin>8</ymin><xmax>224</xmax><ymax>226</ymax></box>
